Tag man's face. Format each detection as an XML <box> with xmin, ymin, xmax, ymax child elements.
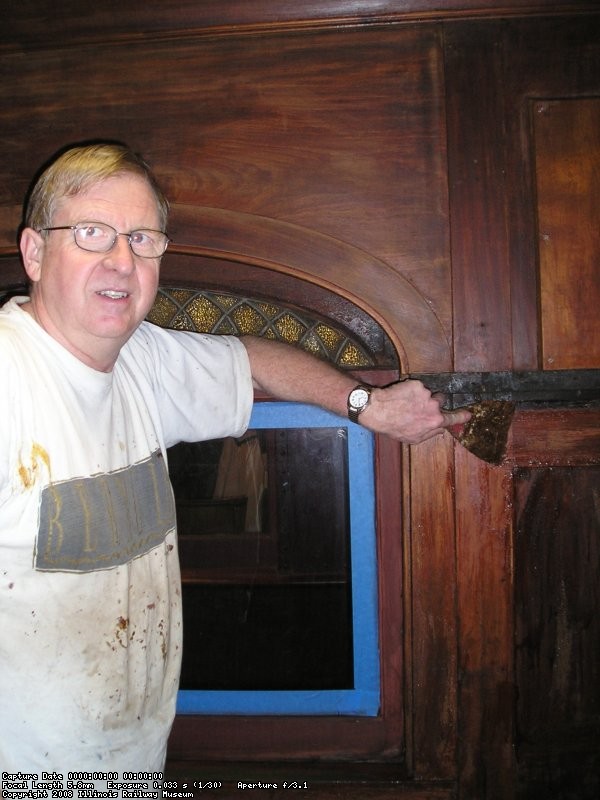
<box><xmin>21</xmin><ymin>173</ymin><xmax>163</xmax><ymax>371</ymax></box>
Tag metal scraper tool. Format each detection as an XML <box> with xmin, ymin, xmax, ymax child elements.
<box><xmin>406</xmin><ymin>369</ymin><xmax>600</xmax><ymax>465</ymax></box>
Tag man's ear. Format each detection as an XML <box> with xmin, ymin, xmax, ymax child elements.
<box><xmin>20</xmin><ymin>228</ymin><xmax>45</xmax><ymax>283</ymax></box>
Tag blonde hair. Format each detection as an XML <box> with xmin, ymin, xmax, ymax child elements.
<box><xmin>25</xmin><ymin>142</ymin><xmax>169</xmax><ymax>231</ymax></box>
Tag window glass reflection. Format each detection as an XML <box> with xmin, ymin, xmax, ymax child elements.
<box><xmin>169</xmin><ymin>426</ymin><xmax>354</xmax><ymax>691</ymax></box>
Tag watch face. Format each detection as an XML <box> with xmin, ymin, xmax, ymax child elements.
<box><xmin>349</xmin><ymin>387</ymin><xmax>370</xmax><ymax>409</ymax></box>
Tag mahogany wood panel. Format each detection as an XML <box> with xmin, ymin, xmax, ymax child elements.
<box><xmin>3</xmin><ymin>1</ymin><xmax>597</xmax><ymax>51</ymax></box>
<box><xmin>454</xmin><ymin>449</ymin><xmax>515</xmax><ymax>799</ymax></box>
<box><xmin>375</xmin><ymin>434</ymin><xmax>407</xmax><ymax>757</ymax></box>
<box><xmin>533</xmin><ymin>98</ymin><xmax>600</xmax><ymax>369</ymax></box>
<box><xmin>445</xmin><ymin>15</ymin><xmax>600</xmax><ymax>372</ymax></box>
<box><xmin>506</xmin><ymin>408</ymin><xmax>600</xmax><ymax>468</ymax></box>
<box><xmin>408</xmin><ymin>434</ymin><xmax>458</xmax><ymax>780</ymax></box>
<box><xmin>444</xmin><ymin>22</ymin><xmax>514</xmax><ymax>372</ymax></box>
<box><xmin>514</xmin><ymin>466</ymin><xmax>600</xmax><ymax>798</ymax></box>
<box><xmin>0</xmin><ymin>25</ymin><xmax>453</xmax><ymax>370</ymax></box>
<box><xmin>501</xmin><ymin>15</ymin><xmax>600</xmax><ymax>371</ymax></box>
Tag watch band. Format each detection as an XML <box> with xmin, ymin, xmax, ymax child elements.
<box><xmin>347</xmin><ymin>384</ymin><xmax>372</xmax><ymax>424</ymax></box>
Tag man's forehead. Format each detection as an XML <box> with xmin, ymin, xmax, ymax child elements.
<box><xmin>54</xmin><ymin>174</ymin><xmax>160</xmax><ymax>225</ymax></box>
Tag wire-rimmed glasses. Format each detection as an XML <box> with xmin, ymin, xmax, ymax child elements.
<box><xmin>38</xmin><ymin>221</ymin><xmax>170</xmax><ymax>259</ymax></box>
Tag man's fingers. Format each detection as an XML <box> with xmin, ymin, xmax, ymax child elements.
<box><xmin>442</xmin><ymin>408</ymin><xmax>472</xmax><ymax>429</ymax></box>
<box><xmin>431</xmin><ymin>391</ymin><xmax>449</xmax><ymax>409</ymax></box>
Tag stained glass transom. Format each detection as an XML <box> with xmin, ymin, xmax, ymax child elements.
<box><xmin>148</xmin><ymin>287</ymin><xmax>374</xmax><ymax>368</ymax></box>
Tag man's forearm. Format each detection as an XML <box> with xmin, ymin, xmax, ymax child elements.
<box><xmin>241</xmin><ymin>336</ymin><xmax>470</xmax><ymax>444</ymax></box>
<box><xmin>241</xmin><ymin>335</ymin><xmax>355</xmax><ymax>416</ymax></box>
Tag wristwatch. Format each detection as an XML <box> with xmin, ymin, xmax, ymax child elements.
<box><xmin>347</xmin><ymin>384</ymin><xmax>372</xmax><ymax>424</ymax></box>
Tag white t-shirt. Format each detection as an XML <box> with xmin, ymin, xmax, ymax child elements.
<box><xmin>0</xmin><ymin>297</ymin><xmax>253</xmax><ymax>771</ymax></box>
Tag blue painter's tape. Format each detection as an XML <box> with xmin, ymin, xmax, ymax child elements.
<box><xmin>177</xmin><ymin>402</ymin><xmax>380</xmax><ymax>716</ymax></box>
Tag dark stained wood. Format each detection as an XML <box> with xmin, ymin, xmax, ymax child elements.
<box><xmin>408</xmin><ymin>369</ymin><xmax>600</xmax><ymax>407</ymax></box>
<box><xmin>445</xmin><ymin>14</ymin><xmax>600</xmax><ymax>372</ymax></box>
<box><xmin>507</xmin><ymin>408</ymin><xmax>600</xmax><ymax>467</ymax></box>
<box><xmin>499</xmin><ymin>15</ymin><xmax>600</xmax><ymax>371</ymax></box>
<box><xmin>165</xmin><ymin>206</ymin><xmax>450</xmax><ymax>371</ymax></box>
<box><xmin>534</xmin><ymin>98</ymin><xmax>600</xmax><ymax>369</ymax></box>
<box><xmin>0</xmin><ymin>25</ymin><xmax>453</xmax><ymax>371</ymax></box>
<box><xmin>374</xmin><ymin>433</ymin><xmax>407</xmax><ymax>757</ymax></box>
<box><xmin>445</xmin><ymin>21</ymin><xmax>514</xmax><ymax>372</ymax></box>
<box><xmin>1</xmin><ymin>4</ymin><xmax>599</xmax><ymax>798</ymax></box>
<box><xmin>454</xmin><ymin>447</ymin><xmax>516</xmax><ymax>799</ymax></box>
<box><xmin>0</xmin><ymin>254</ymin><xmax>26</xmax><ymax>294</ymax></box>
<box><xmin>165</xmin><ymin>759</ymin><xmax>457</xmax><ymax>799</ymax></box>
<box><xmin>514</xmin><ymin>466</ymin><xmax>600</xmax><ymax>798</ymax></box>
<box><xmin>408</xmin><ymin>434</ymin><xmax>458</xmax><ymax>779</ymax></box>
<box><xmin>446</xmin><ymin>31</ymin><xmax>600</xmax><ymax>794</ymax></box>
<box><xmin>2</xmin><ymin>1</ymin><xmax>597</xmax><ymax>50</ymax></box>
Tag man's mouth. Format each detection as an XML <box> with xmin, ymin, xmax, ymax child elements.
<box><xmin>97</xmin><ymin>290</ymin><xmax>129</xmax><ymax>300</ymax></box>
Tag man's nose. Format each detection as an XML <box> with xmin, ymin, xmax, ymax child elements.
<box><xmin>104</xmin><ymin>233</ymin><xmax>136</xmax><ymax>271</ymax></box>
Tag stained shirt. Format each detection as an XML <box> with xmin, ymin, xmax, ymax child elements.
<box><xmin>0</xmin><ymin>297</ymin><xmax>252</xmax><ymax>770</ymax></box>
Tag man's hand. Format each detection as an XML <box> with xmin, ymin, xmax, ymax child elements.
<box><xmin>241</xmin><ymin>336</ymin><xmax>470</xmax><ymax>445</ymax></box>
<box><xmin>359</xmin><ymin>380</ymin><xmax>471</xmax><ymax>444</ymax></box>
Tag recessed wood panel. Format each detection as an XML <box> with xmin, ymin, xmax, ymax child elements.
<box><xmin>514</xmin><ymin>466</ymin><xmax>600</xmax><ymax>798</ymax></box>
<box><xmin>534</xmin><ymin>98</ymin><xmax>600</xmax><ymax>370</ymax></box>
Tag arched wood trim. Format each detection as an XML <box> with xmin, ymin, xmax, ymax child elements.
<box><xmin>167</xmin><ymin>204</ymin><xmax>452</xmax><ymax>373</ymax></box>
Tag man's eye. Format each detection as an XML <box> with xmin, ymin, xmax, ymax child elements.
<box><xmin>130</xmin><ymin>231</ymin><xmax>151</xmax><ymax>245</ymax></box>
<box><xmin>80</xmin><ymin>225</ymin><xmax>106</xmax><ymax>239</ymax></box>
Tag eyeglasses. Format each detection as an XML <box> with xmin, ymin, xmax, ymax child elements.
<box><xmin>38</xmin><ymin>221</ymin><xmax>170</xmax><ymax>259</ymax></box>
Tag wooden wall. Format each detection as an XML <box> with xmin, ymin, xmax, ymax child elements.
<box><xmin>1</xmin><ymin>2</ymin><xmax>598</xmax><ymax>798</ymax></box>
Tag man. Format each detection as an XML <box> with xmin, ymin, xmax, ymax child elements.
<box><xmin>0</xmin><ymin>143</ymin><xmax>468</xmax><ymax>771</ymax></box>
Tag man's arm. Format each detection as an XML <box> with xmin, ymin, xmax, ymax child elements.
<box><xmin>241</xmin><ymin>336</ymin><xmax>470</xmax><ymax>444</ymax></box>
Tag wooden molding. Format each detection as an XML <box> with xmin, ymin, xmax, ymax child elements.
<box><xmin>3</xmin><ymin>2</ymin><xmax>598</xmax><ymax>51</ymax></box>
<box><xmin>506</xmin><ymin>408</ymin><xmax>600</xmax><ymax>467</ymax></box>
<box><xmin>166</xmin><ymin>204</ymin><xmax>452</xmax><ymax>373</ymax></box>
